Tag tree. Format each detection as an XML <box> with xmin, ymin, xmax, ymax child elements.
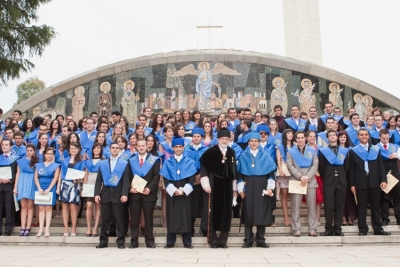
<box><xmin>15</xmin><ymin>76</ymin><xmax>46</xmax><ymax>105</ymax></box>
<box><xmin>0</xmin><ymin>0</ymin><xmax>56</xmax><ymax>86</ymax></box>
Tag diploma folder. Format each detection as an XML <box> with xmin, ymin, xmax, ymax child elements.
<box><xmin>288</xmin><ymin>180</ymin><xmax>307</xmax><ymax>195</ymax></box>
<box><xmin>34</xmin><ymin>191</ymin><xmax>53</xmax><ymax>205</ymax></box>
<box><xmin>131</xmin><ymin>175</ymin><xmax>147</xmax><ymax>193</ymax></box>
<box><xmin>382</xmin><ymin>173</ymin><xmax>399</xmax><ymax>194</ymax></box>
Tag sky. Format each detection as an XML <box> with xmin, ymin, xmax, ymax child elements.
<box><xmin>2</xmin><ymin>0</ymin><xmax>400</xmax><ymax>113</ymax></box>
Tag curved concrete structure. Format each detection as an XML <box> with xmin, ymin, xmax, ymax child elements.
<box><xmin>5</xmin><ymin>49</ymin><xmax>399</xmax><ymax>119</ymax></box>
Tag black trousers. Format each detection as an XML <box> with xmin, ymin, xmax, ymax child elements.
<box><xmin>323</xmin><ymin>179</ymin><xmax>347</xmax><ymax>232</ymax></box>
<box><xmin>108</xmin><ymin>202</ymin><xmax>129</xmax><ymax>234</ymax></box>
<box><xmin>167</xmin><ymin>232</ymin><xmax>191</xmax><ymax>246</ymax></box>
<box><xmin>100</xmin><ymin>202</ymin><xmax>125</xmax><ymax>245</ymax></box>
<box><xmin>244</xmin><ymin>224</ymin><xmax>265</xmax><ymax>244</ymax></box>
<box><xmin>208</xmin><ymin>230</ymin><xmax>229</xmax><ymax>245</ymax></box>
<box><xmin>381</xmin><ymin>182</ymin><xmax>400</xmax><ymax>224</ymax></box>
<box><xmin>129</xmin><ymin>200</ymin><xmax>155</xmax><ymax>245</ymax></box>
<box><xmin>0</xmin><ymin>191</ymin><xmax>15</xmax><ymax>234</ymax></box>
<box><xmin>356</xmin><ymin>187</ymin><xmax>382</xmax><ymax>233</ymax></box>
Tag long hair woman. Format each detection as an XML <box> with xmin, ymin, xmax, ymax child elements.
<box><xmin>83</xmin><ymin>143</ymin><xmax>103</xmax><ymax>237</ymax></box>
<box><xmin>57</xmin><ymin>142</ymin><xmax>87</xmax><ymax>236</ymax></box>
<box><xmin>13</xmin><ymin>144</ymin><xmax>39</xmax><ymax>236</ymax></box>
<box><xmin>34</xmin><ymin>147</ymin><xmax>60</xmax><ymax>237</ymax></box>
<box><xmin>275</xmin><ymin>129</ymin><xmax>294</xmax><ymax>226</ymax></box>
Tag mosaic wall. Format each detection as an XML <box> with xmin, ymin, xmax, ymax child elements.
<box><xmin>27</xmin><ymin>62</ymin><xmax>398</xmax><ymax>124</ymax></box>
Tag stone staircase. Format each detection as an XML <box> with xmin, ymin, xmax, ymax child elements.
<box><xmin>1</xmin><ymin>202</ymin><xmax>399</xmax><ymax>247</ymax></box>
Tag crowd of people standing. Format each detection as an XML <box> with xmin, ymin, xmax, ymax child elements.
<box><xmin>0</xmin><ymin>101</ymin><xmax>399</xmax><ymax>248</ymax></box>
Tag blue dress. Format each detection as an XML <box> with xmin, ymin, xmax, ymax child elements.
<box><xmin>16</xmin><ymin>158</ymin><xmax>35</xmax><ymax>201</ymax></box>
<box><xmin>35</xmin><ymin>162</ymin><xmax>60</xmax><ymax>206</ymax></box>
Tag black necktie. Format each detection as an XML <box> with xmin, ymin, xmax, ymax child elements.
<box><xmin>331</xmin><ymin>146</ymin><xmax>338</xmax><ymax>154</ymax></box>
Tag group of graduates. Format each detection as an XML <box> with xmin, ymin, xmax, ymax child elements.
<box><xmin>0</xmin><ymin>101</ymin><xmax>399</xmax><ymax>249</ymax></box>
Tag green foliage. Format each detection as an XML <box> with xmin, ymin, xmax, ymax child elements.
<box><xmin>0</xmin><ymin>0</ymin><xmax>56</xmax><ymax>86</ymax></box>
<box><xmin>15</xmin><ymin>76</ymin><xmax>45</xmax><ymax>105</ymax></box>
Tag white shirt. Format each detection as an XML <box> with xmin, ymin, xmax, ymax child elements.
<box><xmin>174</xmin><ymin>154</ymin><xmax>183</xmax><ymax>162</ymax></box>
<box><xmin>219</xmin><ymin>146</ymin><xmax>227</xmax><ymax>156</ymax></box>
<box><xmin>138</xmin><ymin>154</ymin><xmax>147</xmax><ymax>164</ymax></box>
<box><xmin>260</xmin><ymin>142</ymin><xmax>267</xmax><ymax>149</ymax></box>
<box><xmin>110</xmin><ymin>157</ymin><xmax>118</xmax><ymax>172</ymax></box>
<box><xmin>192</xmin><ymin>144</ymin><xmax>201</xmax><ymax>150</ymax></box>
<box><xmin>309</xmin><ymin>117</ymin><xmax>318</xmax><ymax>126</ymax></box>
<box><xmin>250</xmin><ymin>149</ymin><xmax>258</xmax><ymax>158</ymax></box>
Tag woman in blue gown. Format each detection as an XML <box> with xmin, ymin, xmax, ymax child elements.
<box><xmin>34</xmin><ymin>147</ymin><xmax>60</xmax><ymax>237</ymax></box>
<box><xmin>13</xmin><ymin>144</ymin><xmax>39</xmax><ymax>236</ymax></box>
<box><xmin>83</xmin><ymin>143</ymin><xmax>103</xmax><ymax>237</ymax></box>
<box><xmin>57</xmin><ymin>142</ymin><xmax>87</xmax><ymax>236</ymax></box>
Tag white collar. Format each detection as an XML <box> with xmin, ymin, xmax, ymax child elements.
<box><xmin>174</xmin><ymin>154</ymin><xmax>183</xmax><ymax>162</ymax></box>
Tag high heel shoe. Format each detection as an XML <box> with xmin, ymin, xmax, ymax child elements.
<box><xmin>23</xmin><ymin>229</ymin><xmax>31</xmax><ymax>236</ymax></box>
<box><xmin>44</xmin><ymin>232</ymin><xmax>50</xmax><ymax>237</ymax></box>
<box><xmin>36</xmin><ymin>232</ymin><xmax>42</xmax><ymax>237</ymax></box>
<box><xmin>19</xmin><ymin>229</ymin><xmax>26</xmax><ymax>236</ymax></box>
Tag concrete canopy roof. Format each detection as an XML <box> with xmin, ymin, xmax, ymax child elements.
<box><xmin>5</xmin><ymin>49</ymin><xmax>399</xmax><ymax>117</ymax></box>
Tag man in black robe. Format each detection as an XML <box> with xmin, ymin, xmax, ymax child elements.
<box><xmin>200</xmin><ymin>128</ymin><xmax>237</xmax><ymax>248</ymax></box>
<box><xmin>237</xmin><ymin>132</ymin><xmax>276</xmax><ymax>248</ymax></box>
<box><xmin>160</xmin><ymin>137</ymin><xmax>197</xmax><ymax>248</ymax></box>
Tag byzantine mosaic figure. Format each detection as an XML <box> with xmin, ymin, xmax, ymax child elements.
<box><xmin>98</xmin><ymin>82</ymin><xmax>112</xmax><ymax>118</ymax></box>
<box><xmin>72</xmin><ymin>86</ymin><xmax>86</xmax><ymax>121</ymax></box>
<box><xmin>328</xmin><ymin>82</ymin><xmax>343</xmax><ymax>108</ymax></box>
<box><xmin>170</xmin><ymin>62</ymin><xmax>241</xmax><ymax>111</ymax></box>
<box><xmin>293</xmin><ymin>78</ymin><xmax>316</xmax><ymax>115</ymax></box>
<box><xmin>354</xmin><ymin>93</ymin><xmax>367</xmax><ymax>121</ymax></box>
<box><xmin>270</xmin><ymin>77</ymin><xmax>288</xmax><ymax>115</ymax></box>
<box><xmin>363</xmin><ymin>95</ymin><xmax>373</xmax><ymax>121</ymax></box>
<box><xmin>121</xmin><ymin>80</ymin><xmax>137</xmax><ymax>126</ymax></box>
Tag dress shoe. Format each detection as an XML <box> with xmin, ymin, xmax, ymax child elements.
<box><xmin>374</xmin><ymin>230</ymin><xmax>391</xmax><ymax>236</ymax></box>
<box><xmin>242</xmin><ymin>243</ymin><xmax>252</xmax><ymax>248</ymax></box>
<box><xmin>210</xmin><ymin>244</ymin><xmax>218</xmax><ymax>248</ymax></box>
<box><xmin>146</xmin><ymin>243</ymin><xmax>156</xmax><ymax>248</ymax></box>
<box><xmin>117</xmin><ymin>244</ymin><xmax>125</xmax><ymax>249</ymax></box>
<box><xmin>4</xmin><ymin>233</ymin><xmax>11</xmax><ymax>236</ymax></box>
<box><xmin>96</xmin><ymin>243</ymin><xmax>108</xmax><ymax>248</ymax></box>
<box><xmin>320</xmin><ymin>231</ymin><xmax>334</xmax><ymax>236</ymax></box>
<box><xmin>184</xmin><ymin>244</ymin><xmax>193</xmax><ymax>249</ymax></box>
<box><xmin>129</xmin><ymin>244</ymin><xmax>138</xmax><ymax>249</ymax></box>
<box><xmin>164</xmin><ymin>244</ymin><xmax>174</xmax><ymax>248</ymax></box>
<box><xmin>334</xmin><ymin>231</ymin><xmax>344</xmax><ymax>236</ymax></box>
<box><xmin>359</xmin><ymin>232</ymin><xmax>368</xmax><ymax>236</ymax></box>
<box><xmin>218</xmin><ymin>243</ymin><xmax>228</xmax><ymax>248</ymax></box>
<box><xmin>382</xmin><ymin>220</ymin><xmax>389</xmax><ymax>226</ymax></box>
<box><xmin>293</xmin><ymin>231</ymin><xmax>301</xmax><ymax>237</ymax></box>
<box><xmin>107</xmin><ymin>232</ymin><xmax>117</xmax><ymax>237</ymax></box>
<box><xmin>256</xmin><ymin>242</ymin><xmax>269</xmax><ymax>248</ymax></box>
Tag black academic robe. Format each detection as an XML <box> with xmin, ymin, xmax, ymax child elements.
<box><xmin>238</xmin><ymin>171</ymin><xmax>275</xmax><ymax>226</ymax></box>
<box><xmin>199</xmin><ymin>145</ymin><xmax>236</xmax><ymax>232</ymax></box>
<box><xmin>164</xmin><ymin>176</ymin><xmax>195</xmax><ymax>234</ymax></box>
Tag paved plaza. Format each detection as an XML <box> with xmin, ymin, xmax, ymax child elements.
<box><xmin>1</xmin><ymin>245</ymin><xmax>400</xmax><ymax>266</ymax></box>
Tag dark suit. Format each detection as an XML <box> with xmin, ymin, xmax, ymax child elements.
<box><xmin>234</xmin><ymin>124</ymin><xmax>242</xmax><ymax>143</ymax></box>
<box><xmin>318</xmin><ymin>148</ymin><xmax>349</xmax><ymax>232</ymax></box>
<box><xmin>0</xmin><ymin>155</ymin><xmax>18</xmax><ymax>234</ymax></box>
<box><xmin>380</xmin><ymin>146</ymin><xmax>400</xmax><ymax>225</ymax></box>
<box><xmin>128</xmin><ymin>155</ymin><xmax>160</xmax><ymax>246</ymax></box>
<box><xmin>95</xmin><ymin>158</ymin><xmax>130</xmax><ymax>246</ymax></box>
<box><xmin>349</xmin><ymin>145</ymin><xmax>387</xmax><ymax>233</ymax></box>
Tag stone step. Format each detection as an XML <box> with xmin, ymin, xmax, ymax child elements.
<box><xmin>1</xmin><ymin>234</ymin><xmax>399</xmax><ymax>247</ymax></box>
<box><xmin>11</xmin><ymin>224</ymin><xmax>400</xmax><ymax>235</ymax></box>
<box><xmin>23</xmin><ymin>215</ymin><xmax>397</xmax><ymax>226</ymax></box>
